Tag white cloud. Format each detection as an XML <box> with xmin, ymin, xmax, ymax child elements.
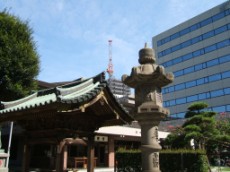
<box><xmin>0</xmin><ymin>0</ymin><xmax>227</xmax><ymax>81</ymax></box>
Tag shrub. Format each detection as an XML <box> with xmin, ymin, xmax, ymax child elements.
<box><xmin>115</xmin><ymin>149</ymin><xmax>209</xmax><ymax>172</ymax></box>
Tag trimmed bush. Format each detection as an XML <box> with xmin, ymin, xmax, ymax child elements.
<box><xmin>115</xmin><ymin>149</ymin><xmax>209</xmax><ymax>172</ymax></box>
<box><xmin>115</xmin><ymin>149</ymin><xmax>141</xmax><ymax>172</ymax></box>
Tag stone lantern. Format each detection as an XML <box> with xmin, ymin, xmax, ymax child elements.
<box><xmin>122</xmin><ymin>43</ymin><xmax>174</xmax><ymax>172</ymax></box>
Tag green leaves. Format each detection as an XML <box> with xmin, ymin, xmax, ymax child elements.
<box><xmin>187</xmin><ymin>102</ymin><xmax>208</xmax><ymax>112</ymax></box>
<box><xmin>0</xmin><ymin>11</ymin><xmax>40</xmax><ymax>101</ymax></box>
<box><xmin>165</xmin><ymin>102</ymin><xmax>226</xmax><ymax>151</ymax></box>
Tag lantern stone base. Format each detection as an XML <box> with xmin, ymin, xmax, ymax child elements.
<box><xmin>135</xmin><ymin>105</ymin><xmax>169</xmax><ymax>172</ymax></box>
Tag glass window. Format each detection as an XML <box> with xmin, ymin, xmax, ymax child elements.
<box><xmin>215</xmin><ymin>25</ymin><xmax>228</xmax><ymax>35</ymax></box>
<box><xmin>200</xmin><ymin>18</ymin><xmax>212</xmax><ymax>27</ymax></box>
<box><xmin>171</xmin><ymin>32</ymin><xmax>180</xmax><ymax>40</ymax></box>
<box><xmin>211</xmin><ymin>90</ymin><xmax>224</xmax><ymax>97</ymax></box>
<box><xmin>198</xmin><ymin>93</ymin><xmax>207</xmax><ymax>100</ymax></box>
<box><xmin>192</xmin><ymin>36</ymin><xmax>202</xmax><ymax>44</ymax></box>
<box><xmin>164</xmin><ymin>36</ymin><xmax>171</xmax><ymax>43</ymax></box>
<box><xmin>174</xmin><ymin>70</ymin><xmax>183</xmax><ymax>77</ymax></box>
<box><xmin>173</xmin><ymin>57</ymin><xmax>183</xmax><ymax>64</ymax></box>
<box><xmin>224</xmin><ymin>88</ymin><xmax>230</xmax><ymax>95</ymax></box>
<box><xmin>206</xmin><ymin>59</ymin><xmax>219</xmax><ymax>67</ymax></box>
<box><xmin>209</xmin><ymin>74</ymin><xmax>221</xmax><ymax>82</ymax></box>
<box><xmin>204</xmin><ymin>77</ymin><xmax>209</xmax><ymax>83</ymax></box>
<box><xmin>161</xmin><ymin>39</ymin><xmax>165</xmax><ymax>45</ymax></box>
<box><xmin>165</xmin><ymin>60</ymin><xmax>173</xmax><ymax>67</ymax></box>
<box><xmin>202</xmin><ymin>30</ymin><xmax>214</xmax><ymax>39</ymax></box>
<box><xmin>180</xmin><ymin>28</ymin><xmax>190</xmax><ymax>35</ymax></box>
<box><xmin>162</xmin><ymin>62</ymin><xmax>168</xmax><ymax>67</ymax></box>
<box><xmin>169</xmin><ymin>100</ymin><xmax>176</xmax><ymax>106</ymax></box>
<box><xmin>212</xmin><ymin>12</ymin><xmax>225</xmax><ymax>22</ymax></box>
<box><xmin>161</xmin><ymin>62</ymin><xmax>167</xmax><ymax>68</ymax></box>
<box><xmin>181</xmin><ymin>40</ymin><xmax>191</xmax><ymax>48</ymax></box>
<box><xmin>197</xmin><ymin>78</ymin><xmax>205</xmax><ymax>85</ymax></box>
<box><xmin>183</xmin><ymin>53</ymin><xmax>193</xmax><ymax>61</ymax></box>
<box><xmin>212</xmin><ymin>106</ymin><xmax>226</xmax><ymax>113</ymax></box>
<box><xmin>164</xmin><ymin>48</ymin><xmax>171</xmax><ymax>55</ymax></box>
<box><xmin>185</xmin><ymin>81</ymin><xmax>196</xmax><ymax>88</ymax></box>
<box><xmin>222</xmin><ymin>71</ymin><xmax>230</xmax><ymax>79</ymax></box>
<box><xmin>176</xmin><ymin>98</ymin><xmax>186</xmax><ymax>105</ymax></box>
<box><xmin>193</xmin><ymin>49</ymin><xmax>204</xmax><ymax>57</ymax></box>
<box><xmin>217</xmin><ymin>39</ymin><xmax>230</xmax><ymax>49</ymax></box>
<box><xmin>202</xmin><ymin>63</ymin><xmax>207</xmax><ymax>69</ymax></box>
<box><xmin>205</xmin><ymin>44</ymin><xmax>217</xmax><ymax>53</ymax></box>
<box><xmin>195</xmin><ymin>64</ymin><xmax>203</xmax><ymax>71</ymax></box>
<box><xmin>225</xmin><ymin>9</ymin><xmax>230</xmax><ymax>16</ymax></box>
<box><xmin>227</xmin><ymin>105</ymin><xmax>230</xmax><ymax>112</ymax></box>
<box><xmin>184</xmin><ymin>66</ymin><xmax>194</xmax><ymax>74</ymax></box>
<box><xmin>162</xmin><ymin>88</ymin><xmax>167</xmax><ymax>94</ymax></box>
<box><xmin>157</xmin><ymin>40</ymin><xmax>162</xmax><ymax>46</ymax></box>
<box><xmin>171</xmin><ymin>44</ymin><xmax>181</xmax><ymax>52</ymax></box>
<box><xmin>177</xmin><ymin>112</ymin><xmax>185</xmax><ymax>118</ymax></box>
<box><xmin>190</xmin><ymin>23</ymin><xmax>199</xmax><ymax>31</ymax></box>
<box><xmin>175</xmin><ymin>83</ymin><xmax>185</xmax><ymax>91</ymax></box>
<box><xmin>168</xmin><ymin>86</ymin><xmax>174</xmax><ymax>93</ymax></box>
<box><xmin>187</xmin><ymin>95</ymin><xmax>198</xmax><ymax>102</ymax></box>
<box><xmin>219</xmin><ymin>54</ymin><xmax>230</xmax><ymax>63</ymax></box>
<box><xmin>158</xmin><ymin>52</ymin><xmax>163</xmax><ymax>58</ymax></box>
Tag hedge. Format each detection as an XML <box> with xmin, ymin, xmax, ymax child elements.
<box><xmin>115</xmin><ymin>149</ymin><xmax>209</xmax><ymax>172</ymax></box>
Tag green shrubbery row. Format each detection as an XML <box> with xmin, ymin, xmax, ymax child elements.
<box><xmin>115</xmin><ymin>149</ymin><xmax>209</xmax><ymax>172</ymax></box>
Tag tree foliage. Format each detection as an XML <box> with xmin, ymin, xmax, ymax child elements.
<box><xmin>165</xmin><ymin>102</ymin><xmax>221</xmax><ymax>150</ymax></box>
<box><xmin>0</xmin><ymin>10</ymin><xmax>39</xmax><ymax>101</ymax></box>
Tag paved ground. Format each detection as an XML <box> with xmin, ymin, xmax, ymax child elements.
<box><xmin>211</xmin><ymin>167</ymin><xmax>230</xmax><ymax>172</ymax></box>
<box><xmin>68</xmin><ymin>167</ymin><xmax>114</xmax><ymax>172</ymax></box>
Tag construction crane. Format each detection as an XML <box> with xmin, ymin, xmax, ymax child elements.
<box><xmin>106</xmin><ymin>40</ymin><xmax>114</xmax><ymax>80</ymax></box>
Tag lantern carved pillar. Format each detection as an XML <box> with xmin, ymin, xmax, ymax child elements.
<box><xmin>122</xmin><ymin>43</ymin><xmax>174</xmax><ymax>172</ymax></box>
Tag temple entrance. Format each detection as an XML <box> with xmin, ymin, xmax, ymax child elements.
<box><xmin>68</xmin><ymin>144</ymin><xmax>87</xmax><ymax>168</ymax></box>
<box><xmin>0</xmin><ymin>73</ymin><xmax>133</xmax><ymax>172</ymax></box>
<box><xmin>95</xmin><ymin>143</ymin><xmax>107</xmax><ymax>166</ymax></box>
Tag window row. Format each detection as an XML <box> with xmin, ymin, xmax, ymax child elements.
<box><xmin>157</xmin><ymin>8</ymin><xmax>230</xmax><ymax>47</ymax></box>
<box><xmin>170</xmin><ymin>104</ymin><xmax>230</xmax><ymax>118</ymax></box>
<box><xmin>164</xmin><ymin>87</ymin><xmax>230</xmax><ymax>107</ymax></box>
<box><xmin>163</xmin><ymin>71</ymin><xmax>230</xmax><ymax>94</ymax></box>
<box><xmin>161</xmin><ymin>39</ymin><xmax>230</xmax><ymax>68</ymax></box>
<box><xmin>158</xmin><ymin>23</ymin><xmax>230</xmax><ymax>58</ymax></box>
<box><xmin>174</xmin><ymin>54</ymin><xmax>230</xmax><ymax>77</ymax></box>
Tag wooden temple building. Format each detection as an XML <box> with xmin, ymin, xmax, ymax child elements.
<box><xmin>0</xmin><ymin>73</ymin><xmax>134</xmax><ymax>172</ymax></box>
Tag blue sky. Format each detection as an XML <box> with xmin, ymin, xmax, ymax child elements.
<box><xmin>0</xmin><ymin>0</ymin><xmax>227</xmax><ymax>82</ymax></box>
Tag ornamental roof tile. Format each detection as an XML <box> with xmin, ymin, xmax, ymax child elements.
<box><xmin>0</xmin><ymin>73</ymin><xmax>106</xmax><ymax>114</ymax></box>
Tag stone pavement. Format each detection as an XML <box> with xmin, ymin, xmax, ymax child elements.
<box><xmin>69</xmin><ymin>167</ymin><xmax>114</xmax><ymax>172</ymax></box>
<box><xmin>211</xmin><ymin>167</ymin><xmax>230</xmax><ymax>172</ymax></box>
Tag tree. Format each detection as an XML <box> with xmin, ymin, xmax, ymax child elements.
<box><xmin>0</xmin><ymin>10</ymin><xmax>39</xmax><ymax>101</ymax></box>
<box><xmin>183</xmin><ymin>102</ymin><xmax>219</xmax><ymax>150</ymax></box>
<box><xmin>165</xmin><ymin>102</ymin><xmax>220</xmax><ymax>150</ymax></box>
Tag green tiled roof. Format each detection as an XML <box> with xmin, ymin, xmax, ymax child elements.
<box><xmin>0</xmin><ymin>73</ymin><xmax>107</xmax><ymax>114</ymax></box>
<box><xmin>0</xmin><ymin>93</ymin><xmax>57</xmax><ymax>114</ymax></box>
<box><xmin>0</xmin><ymin>72</ymin><xmax>134</xmax><ymax>137</ymax></box>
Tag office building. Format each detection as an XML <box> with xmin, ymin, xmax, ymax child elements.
<box><xmin>152</xmin><ymin>1</ymin><xmax>230</xmax><ymax>118</ymax></box>
<box><xmin>107</xmin><ymin>78</ymin><xmax>131</xmax><ymax>98</ymax></box>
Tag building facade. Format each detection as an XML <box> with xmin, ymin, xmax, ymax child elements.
<box><xmin>107</xmin><ymin>78</ymin><xmax>131</xmax><ymax>98</ymax></box>
<box><xmin>152</xmin><ymin>1</ymin><xmax>230</xmax><ymax>118</ymax></box>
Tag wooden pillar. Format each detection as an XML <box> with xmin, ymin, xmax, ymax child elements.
<box><xmin>108</xmin><ymin>136</ymin><xmax>115</xmax><ymax>167</ymax></box>
<box><xmin>22</xmin><ymin>143</ymin><xmax>31</xmax><ymax>172</ymax></box>
<box><xmin>87</xmin><ymin>135</ymin><xmax>95</xmax><ymax>172</ymax></box>
<box><xmin>63</xmin><ymin>145</ymin><xmax>68</xmax><ymax>170</ymax></box>
<box><xmin>56</xmin><ymin>140</ymin><xmax>65</xmax><ymax>172</ymax></box>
